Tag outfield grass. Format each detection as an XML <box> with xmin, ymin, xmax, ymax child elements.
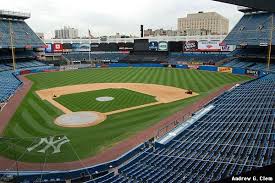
<box><xmin>54</xmin><ymin>88</ymin><xmax>157</xmax><ymax>113</ymax></box>
<box><xmin>0</xmin><ymin>68</ymin><xmax>251</xmax><ymax>163</ymax></box>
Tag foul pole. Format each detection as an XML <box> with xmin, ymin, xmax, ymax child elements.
<box><xmin>9</xmin><ymin>21</ymin><xmax>16</xmax><ymax>71</ymax></box>
<box><xmin>267</xmin><ymin>14</ymin><xmax>274</xmax><ymax>71</ymax></box>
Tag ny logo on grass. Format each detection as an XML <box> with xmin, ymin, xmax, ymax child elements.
<box><xmin>27</xmin><ymin>136</ymin><xmax>70</xmax><ymax>154</ymax></box>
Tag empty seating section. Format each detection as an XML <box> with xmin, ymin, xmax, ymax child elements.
<box><xmin>0</xmin><ymin>71</ymin><xmax>22</xmax><ymax>104</ymax></box>
<box><xmin>223</xmin><ymin>58</ymin><xmax>275</xmax><ymax>72</ymax></box>
<box><xmin>168</xmin><ymin>53</ymin><xmax>227</xmax><ymax>64</ymax></box>
<box><xmin>224</xmin><ymin>13</ymin><xmax>275</xmax><ymax>45</ymax></box>
<box><xmin>0</xmin><ymin>50</ymin><xmax>47</xmax><ymax>70</ymax></box>
<box><xmin>5</xmin><ymin>60</ymin><xmax>47</xmax><ymax>69</ymax></box>
<box><xmin>93</xmin><ymin>74</ymin><xmax>275</xmax><ymax>182</ymax></box>
<box><xmin>0</xmin><ymin>19</ymin><xmax>43</xmax><ymax>48</ymax></box>
<box><xmin>63</xmin><ymin>52</ymin><xmax>128</xmax><ymax>62</ymax></box>
<box><xmin>0</xmin><ymin>64</ymin><xmax>12</xmax><ymax>72</ymax></box>
<box><xmin>120</xmin><ymin>55</ymin><xmax>168</xmax><ymax>63</ymax></box>
<box><xmin>0</xmin><ymin>60</ymin><xmax>47</xmax><ymax>71</ymax></box>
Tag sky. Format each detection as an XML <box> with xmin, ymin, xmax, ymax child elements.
<box><xmin>1</xmin><ymin>0</ymin><xmax>244</xmax><ymax>38</ymax></box>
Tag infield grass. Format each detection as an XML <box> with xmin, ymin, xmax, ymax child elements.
<box><xmin>54</xmin><ymin>88</ymin><xmax>157</xmax><ymax>113</ymax></box>
<box><xmin>0</xmin><ymin>68</ymin><xmax>251</xmax><ymax>163</ymax></box>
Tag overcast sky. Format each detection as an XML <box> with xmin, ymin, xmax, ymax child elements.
<box><xmin>2</xmin><ymin>0</ymin><xmax>243</xmax><ymax>38</ymax></box>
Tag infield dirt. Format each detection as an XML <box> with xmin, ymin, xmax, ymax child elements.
<box><xmin>36</xmin><ymin>83</ymin><xmax>198</xmax><ymax>127</ymax></box>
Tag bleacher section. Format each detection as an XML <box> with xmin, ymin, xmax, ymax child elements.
<box><xmin>224</xmin><ymin>12</ymin><xmax>275</xmax><ymax>45</ymax></box>
<box><xmin>169</xmin><ymin>53</ymin><xmax>227</xmax><ymax>65</ymax></box>
<box><xmin>85</xmin><ymin>74</ymin><xmax>275</xmax><ymax>183</ymax></box>
<box><xmin>63</xmin><ymin>52</ymin><xmax>128</xmax><ymax>62</ymax></box>
<box><xmin>223</xmin><ymin>58</ymin><xmax>275</xmax><ymax>72</ymax></box>
<box><xmin>5</xmin><ymin>60</ymin><xmax>47</xmax><ymax>69</ymax></box>
<box><xmin>0</xmin><ymin>71</ymin><xmax>22</xmax><ymax>104</ymax></box>
<box><xmin>119</xmin><ymin>51</ymin><xmax>169</xmax><ymax>63</ymax></box>
<box><xmin>0</xmin><ymin>19</ymin><xmax>44</xmax><ymax>48</ymax></box>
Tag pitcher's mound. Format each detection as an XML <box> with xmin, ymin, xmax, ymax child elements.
<box><xmin>55</xmin><ymin>111</ymin><xmax>106</xmax><ymax>128</ymax></box>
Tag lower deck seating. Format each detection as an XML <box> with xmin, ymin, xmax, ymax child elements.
<box><xmin>168</xmin><ymin>53</ymin><xmax>227</xmax><ymax>65</ymax></box>
<box><xmin>63</xmin><ymin>52</ymin><xmax>128</xmax><ymax>62</ymax></box>
<box><xmin>223</xmin><ymin>58</ymin><xmax>275</xmax><ymax>72</ymax></box>
<box><xmin>5</xmin><ymin>60</ymin><xmax>47</xmax><ymax>69</ymax></box>
<box><xmin>88</xmin><ymin>74</ymin><xmax>275</xmax><ymax>183</ymax></box>
<box><xmin>0</xmin><ymin>71</ymin><xmax>22</xmax><ymax>103</ymax></box>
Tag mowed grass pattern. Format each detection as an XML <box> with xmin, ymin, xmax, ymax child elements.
<box><xmin>0</xmin><ymin>68</ymin><xmax>251</xmax><ymax>163</ymax></box>
<box><xmin>54</xmin><ymin>89</ymin><xmax>157</xmax><ymax>113</ymax></box>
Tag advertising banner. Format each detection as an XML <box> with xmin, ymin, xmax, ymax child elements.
<box><xmin>53</xmin><ymin>43</ymin><xmax>63</xmax><ymax>53</ymax></box>
<box><xmin>221</xmin><ymin>45</ymin><xmax>235</xmax><ymax>52</ymax></box>
<box><xmin>45</xmin><ymin>43</ymin><xmax>52</xmax><ymax>53</ymax></box>
<box><xmin>62</xmin><ymin>43</ymin><xmax>72</xmax><ymax>52</ymax></box>
<box><xmin>183</xmin><ymin>41</ymin><xmax>198</xmax><ymax>51</ymax></box>
<box><xmin>125</xmin><ymin>42</ymin><xmax>134</xmax><ymax>51</ymax></box>
<box><xmin>149</xmin><ymin>41</ymin><xmax>158</xmax><ymax>51</ymax></box>
<box><xmin>79</xmin><ymin>43</ymin><xmax>90</xmax><ymax>52</ymax></box>
<box><xmin>134</xmin><ymin>39</ymin><xmax>149</xmax><ymax>51</ymax></box>
<box><xmin>91</xmin><ymin>43</ymin><xmax>100</xmax><ymax>52</ymax></box>
<box><xmin>72</xmin><ymin>43</ymin><xmax>80</xmax><ymax>52</ymax></box>
<box><xmin>118</xmin><ymin>42</ymin><xmax>134</xmax><ymax>51</ymax></box>
<box><xmin>198</xmin><ymin>41</ymin><xmax>220</xmax><ymax>51</ymax></box>
<box><xmin>169</xmin><ymin>41</ymin><xmax>183</xmax><ymax>52</ymax></box>
<box><xmin>246</xmin><ymin>69</ymin><xmax>259</xmax><ymax>77</ymax></box>
<box><xmin>158</xmin><ymin>41</ymin><xmax>168</xmax><ymax>51</ymax></box>
<box><xmin>218</xmin><ymin>67</ymin><xmax>232</xmax><ymax>73</ymax></box>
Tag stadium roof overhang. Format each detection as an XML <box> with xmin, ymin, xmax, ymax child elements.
<box><xmin>213</xmin><ymin>0</ymin><xmax>275</xmax><ymax>12</ymax></box>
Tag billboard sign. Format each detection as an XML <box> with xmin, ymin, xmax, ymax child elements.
<box><xmin>72</xmin><ymin>43</ymin><xmax>80</xmax><ymax>52</ymax></box>
<box><xmin>62</xmin><ymin>43</ymin><xmax>72</xmax><ymax>52</ymax></box>
<box><xmin>118</xmin><ymin>42</ymin><xmax>133</xmax><ymax>51</ymax></box>
<box><xmin>53</xmin><ymin>43</ymin><xmax>63</xmax><ymax>53</ymax></box>
<box><xmin>79</xmin><ymin>43</ymin><xmax>90</xmax><ymax>52</ymax></box>
<box><xmin>218</xmin><ymin>67</ymin><xmax>232</xmax><ymax>73</ymax></box>
<box><xmin>125</xmin><ymin>42</ymin><xmax>134</xmax><ymax>51</ymax></box>
<box><xmin>198</xmin><ymin>41</ymin><xmax>220</xmax><ymax>51</ymax></box>
<box><xmin>246</xmin><ymin>69</ymin><xmax>259</xmax><ymax>77</ymax></box>
<box><xmin>45</xmin><ymin>43</ymin><xmax>52</xmax><ymax>53</ymax></box>
<box><xmin>91</xmin><ymin>43</ymin><xmax>100</xmax><ymax>51</ymax></box>
<box><xmin>183</xmin><ymin>41</ymin><xmax>198</xmax><ymax>51</ymax></box>
<box><xmin>169</xmin><ymin>41</ymin><xmax>183</xmax><ymax>52</ymax></box>
<box><xmin>149</xmin><ymin>41</ymin><xmax>158</xmax><ymax>51</ymax></box>
<box><xmin>134</xmin><ymin>39</ymin><xmax>149</xmax><ymax>51</ymax></box>
<box><xmin>221</xmin><ymin>45</ymin><xmax>235</xmax><ymax>52</ymax></box>
<box><xmin>158</xmin><ymin>41</ymin><xmax>168</xmax><ymax>51</ymax></box>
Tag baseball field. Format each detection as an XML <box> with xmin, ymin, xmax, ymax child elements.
<box><xmin>0</xmin><ymin>68</ymin><xmax>251</xmax><ymax>164</ymax></box>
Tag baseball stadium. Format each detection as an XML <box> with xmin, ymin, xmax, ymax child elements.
<box><xmin>0</xmin><ymin>0</ymin><xmax>274</xmax><ymax>182</ymax></box>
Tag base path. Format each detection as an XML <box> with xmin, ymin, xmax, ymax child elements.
<box><xmin>36</xmin><ymin>83</ymin><xmax>198</xmax><ymax>127</ymax></box>
<box><xmin>0</xmin><ymin>80</ymin><xmax>238</xmax><ymax>171</ymax></box>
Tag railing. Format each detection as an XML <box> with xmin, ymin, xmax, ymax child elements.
<box><xmin>156</xmin><ymin>114</ymin><xmax>191</xmax><ymax>139</ymax></box>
